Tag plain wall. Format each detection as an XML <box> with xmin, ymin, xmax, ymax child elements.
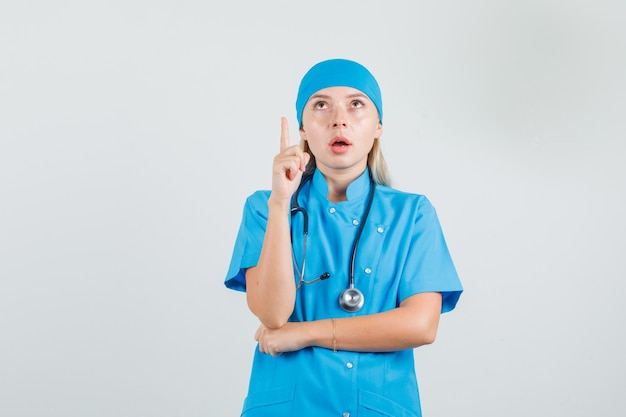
<box><xmin>1</xmin><ymin>1</ymin><xmax>624</xmax><ymax>416</ymax></box>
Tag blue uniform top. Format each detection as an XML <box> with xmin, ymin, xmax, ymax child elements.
<box><xmin>225</xmin><ymin>169</ymin><xmax>463</xmax><ymax>417</ymax></box>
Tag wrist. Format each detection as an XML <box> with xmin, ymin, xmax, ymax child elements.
<box><xmin>268</xmin><ymin>194</ymin><xmax>292</xmax><ymax>212</ymax></box>
<box><xmin>304</xmin><ymin>319</ymin><xmax>336</xmax><ymax>351</ymax></box>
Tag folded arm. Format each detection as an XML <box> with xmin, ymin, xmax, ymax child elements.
<box><xmin>255</xmin><ymin>292</ymin><xmax>442</xmax><ymax>356</ymax></box>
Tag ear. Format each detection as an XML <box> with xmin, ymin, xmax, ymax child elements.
<box><xmin>375</xmin><ymin>122</ymin><xmax>383</xmax><ymax>139</ymax></box>
<box><xmin>299</xmin><ymin>127</ymin><xmax>307</xmax><ymax>141</ymax></box>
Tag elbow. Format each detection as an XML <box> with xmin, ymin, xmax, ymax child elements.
<box><xmin>247</xmin><ymin>298</ymin><xmax>293</xmax><ymax>329</ymax></box>
<box><xmin>256</xmin><ymin>313</ymin><xmax>290</xmax><ymax>330</ymax></box>
<box><xmin>406</xmin><ymin>317</ymin><xmax>439</xmax><ymax>348</ymax></box>
<box><xmin>400</xmin><ymin>293</ymin><xmax>442</xmax><ymax>348</ymax></box>
<box><xmin>419</xmin><ymin>327</ymin><xmax>438</xmax><ymax>346</ymax></box>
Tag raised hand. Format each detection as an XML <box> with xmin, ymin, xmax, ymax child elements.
<box><xmin>271</xmin><ymin>117</ymin><xmax>310</xmax><ymax>202</ymax></box>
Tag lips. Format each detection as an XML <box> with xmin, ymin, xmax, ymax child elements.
<box><xmin>329</xmin><ymin>136</ymin><xmax>352</xmax><ymax>154</ymax></box>
<box><xmin>330</xmin><ymin>136</ymin><xmax>352</xmax><ymax>147</ymax></box>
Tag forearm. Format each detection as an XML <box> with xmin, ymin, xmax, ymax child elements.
<box><xmin>246</xmin><ymin>197</ymin><xmax>296</xmax><ymax>328</ymax></box>
<box><xmin>303</xmin><ymin>293</ymin><xmax>442</xmax><ymax>352</ymax></box>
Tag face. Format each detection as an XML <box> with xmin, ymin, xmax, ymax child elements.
<box><xmin>299</xmin><ymin>86</ymin><xmax>382</xmax><ymax>179</ymax></box>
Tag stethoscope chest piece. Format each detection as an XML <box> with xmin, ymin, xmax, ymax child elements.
<box><xmin>339</xmin><ymin>287</ymin><xmax>364</xmax><ymax>312</ymax></box>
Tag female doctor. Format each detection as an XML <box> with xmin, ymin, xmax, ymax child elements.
<box><xmin>225</xmin><ymin>58</ymin><xmax>463</xmax><ymax>417</ymax></box>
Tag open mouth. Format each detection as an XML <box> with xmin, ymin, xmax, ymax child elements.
<box><xmin>330</xmin><ymin>136</ymin><xmax>352</xmax><ymax>150</ymax></box>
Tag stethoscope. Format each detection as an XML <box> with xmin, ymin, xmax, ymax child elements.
<box><xmin>290</xmin><ymin>171</ymin><xmax>376</xmax><ymax>312</ymax></box>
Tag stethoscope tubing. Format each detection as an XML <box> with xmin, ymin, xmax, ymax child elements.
<box><xmin>290</xmin><ymin>171</ymin><xmax>376</xmax><ymax>311</ymax></box>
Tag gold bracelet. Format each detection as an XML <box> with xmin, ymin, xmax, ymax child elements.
<box><xmin>332</xmin><ymin>318</ymin><xmax>337</xmax><ymax>353</ymax></box>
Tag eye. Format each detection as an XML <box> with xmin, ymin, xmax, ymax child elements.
<box><xmin>351</xmin><ymin>99</ymin><xmax>364</xmax><ymax>108</ymax></box>
<box><xmin>313</xmin><ymin>100</ymin><xmax>328</xmax><ymax>110</ymax></box>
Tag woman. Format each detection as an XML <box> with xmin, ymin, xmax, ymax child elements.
<box><xmin>225</xmin><ymin>58</ymin><xmax>463</xmax><ymax>417</ymax></box>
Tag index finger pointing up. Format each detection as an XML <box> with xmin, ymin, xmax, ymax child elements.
<box><xmin>280</xmin><ymin>117</ymin><xmax>290</xmax><ymax>152</ymax></box>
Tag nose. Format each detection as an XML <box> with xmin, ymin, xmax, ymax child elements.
<box><xmin>331</xmin><ymin>107</ymin><xmax>348</xmax><ymax>128</ymax></box>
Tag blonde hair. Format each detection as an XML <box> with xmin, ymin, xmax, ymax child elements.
<box><xmin>300</xmin><ymin>138</ymin><xmax>392</xmax><ymax>187</ymax></box>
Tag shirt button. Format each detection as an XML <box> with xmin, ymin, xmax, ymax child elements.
<box><xmin>364</xmin><ymin>268</ymin><xmax>372</xmax><ymax>275</ymax></box>
<box><xmin>377</xmin><ymin>226</ymin><xmax>384</xmax><ymax>233</ymax></box>
<box><xmin>352</xmin><ymin>219</ymin><xmax>359</xmax><ymax>226</ymax></box>
<box><xmin>329</xmin><ymin>207</ymin><xmax>336</xmax><ymax>214</ymax></box>
<box><xmin>346</xmin><ymin>362</ymin><xmax>353</xmax><ymax>369</ymax></box>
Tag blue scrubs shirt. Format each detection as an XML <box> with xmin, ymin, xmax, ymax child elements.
<box><xmin>225</xmin><ymin>169</ymin><xmax>463</xmax><ymax>417</ymax></box>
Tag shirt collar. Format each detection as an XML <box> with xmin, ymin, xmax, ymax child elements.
<box><xmin>311</xmin><ymin>167</ymin><xmax>372</xmax><ymax>201</ymax></box>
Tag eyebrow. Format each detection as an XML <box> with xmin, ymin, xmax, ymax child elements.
<box><xmin>309</xmin><ymin>92</ymin><xmax>369</xmax><ymax>100</ymax></box>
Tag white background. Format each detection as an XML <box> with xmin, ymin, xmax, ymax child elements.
<box><xmin>1</xmin><ymin>1</ymin><xmax>624</xmax><ymax>416</ymax></box>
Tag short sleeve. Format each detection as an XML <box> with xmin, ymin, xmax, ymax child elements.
<box><xmin>398</xmin><ymin>196</ymin><xmax>463</xmax><ymax>313</ymax></box>
<box><xmin>224</xmin><ymin>191</ymin><xmax>270</xmax><ymax>292</ymax></box>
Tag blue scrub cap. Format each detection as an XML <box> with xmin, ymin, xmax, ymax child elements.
<box><xmin>295</xmin><ymin>58</ymin><xmax>383</xmax><ymax>128</ymax></box>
